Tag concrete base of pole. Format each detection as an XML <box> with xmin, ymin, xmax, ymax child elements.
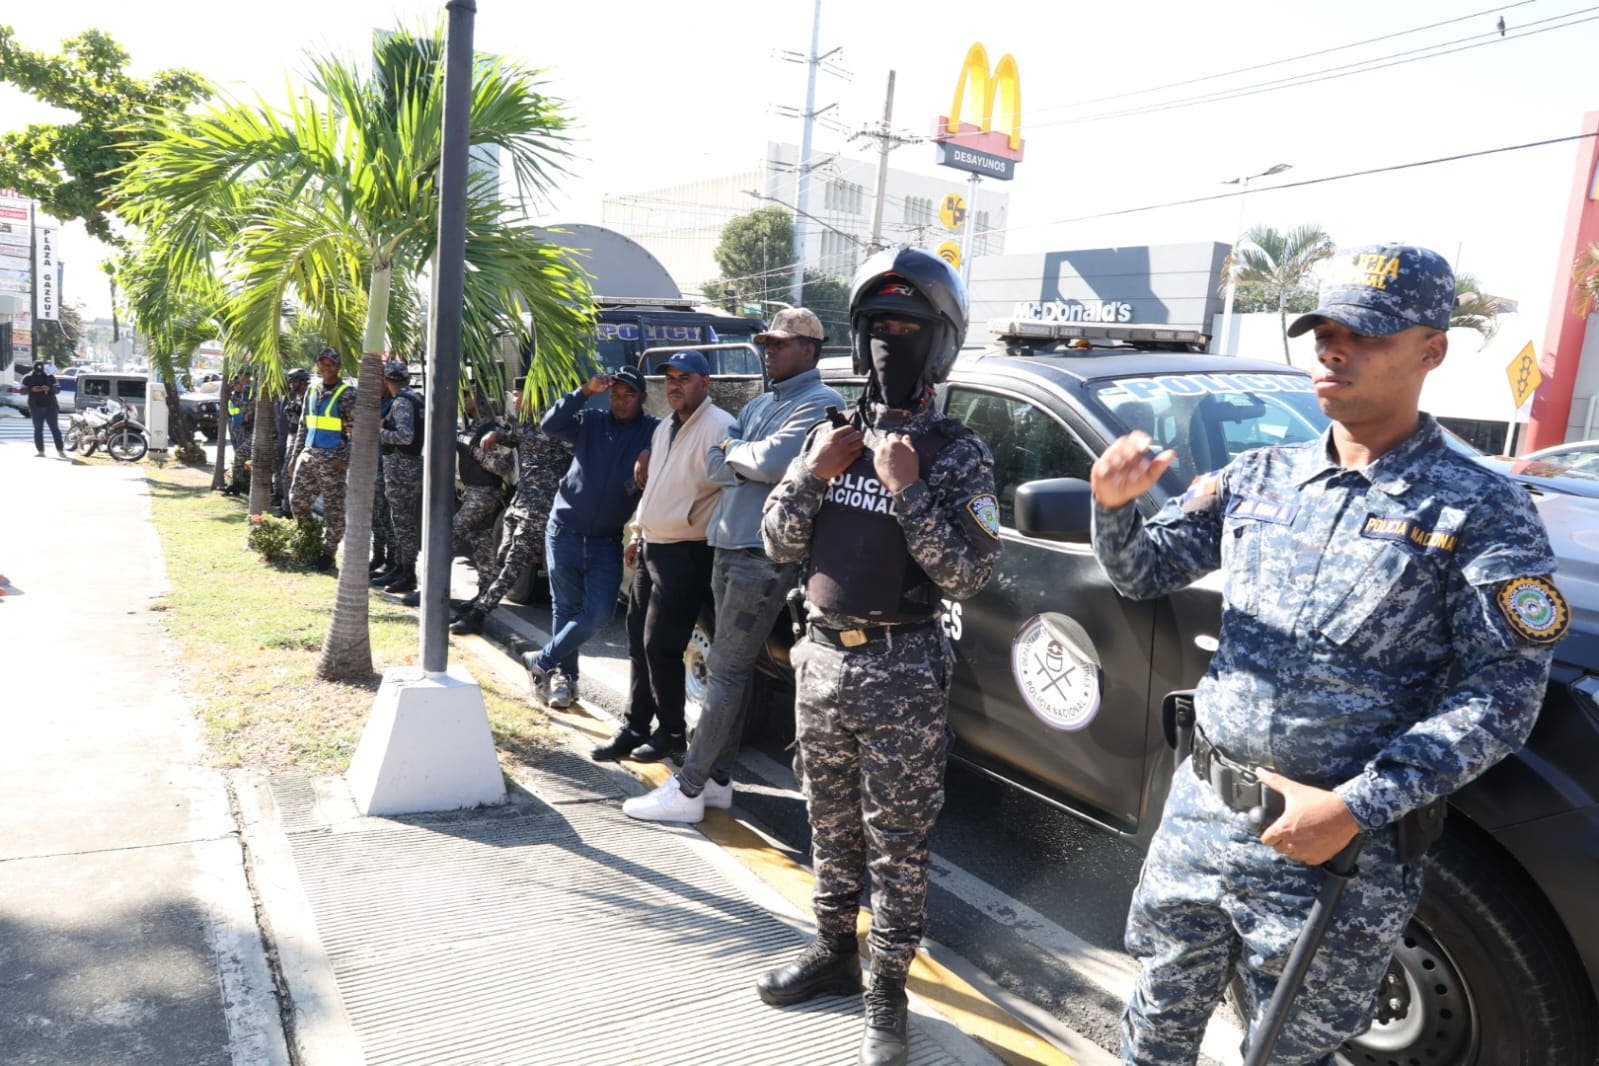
<box><xmin>346</xmin><ymin>666</ymin><xmax>506</xmax><ymax>816</ymax></box>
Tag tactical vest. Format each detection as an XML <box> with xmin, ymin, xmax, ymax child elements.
<box><xmin>381</xmin><ymin>390</ymin><xmax>425</xmax><ymax>457</ymax></box>
<box><xmin>805</xmin><ymin>420</ymin><xmax>964</xmax><ymax>623</ymax></box>
<box><xmin>457</xmin><ymin>423</ymin><xmax>501</xmax><ymax>488</ymax></box>
<box><xmin>304</xmin><ymin>383</ymin><xmax>351</xmax><ymax>450</ymax></box>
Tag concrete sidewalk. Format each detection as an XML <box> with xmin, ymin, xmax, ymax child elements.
<box><xmin>0</xmin><ymin>433</ymin><xmax>287</xmax><ymax>1066</ymax></box>
<box><xmin>0</xmin><ymin>416</ymin><xmax>1088</xmax><ymax>1065</ymax></box>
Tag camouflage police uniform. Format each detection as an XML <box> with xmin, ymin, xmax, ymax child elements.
<box><xmin>290</xmin><ymin>378</ymin><xmax>357</xmax><ymax>555</ymax></box>
<box><xmin>274</xmin><ymin>387</ymin><xmax>306</xmax><ymax>509</ymax></box>
<box><xmin>228</xmin><ymin>383</ymin><xmax>255</xmax><ymax>489</ymax></box>
<box><xmin>454</xmin><ymin>419</ymin><xmax>508</xmax><ymax>599</ymax></box>
<box><xmin>469</xmin><ymin>422</ymin><xmax>571</xmax><ymax>614</ymax></box>
<box><xmin>761</xmin><ymin>396</ymin><xmax>1001</xmax><ymax>981</ymax></box>
<box><xmin>379</xmin><ymin>383</ymin><xmax>425</xmax><ymax>571</ymax></box>
<box><xmin>1093</xmin><ymin>246</ymin><xmax>1567</xmax><ymax>1065</ymax></box>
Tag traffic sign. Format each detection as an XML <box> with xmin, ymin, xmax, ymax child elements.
<box><xmin>939</xmin><ymin>193</ymin><xmax>967</xmax><ymax>231</ymax></box>
<box><xmin>936</xmin><ymin>241</ymin><xmax>962</xmax><ymax>270</ymax></box>
<box><xmin>1506</xmin><ymin>342</ymin><xmax>1542</xmax><ymax>408</ymax></box>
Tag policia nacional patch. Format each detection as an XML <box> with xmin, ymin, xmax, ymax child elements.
<box><xmin>967</xmin><ymin>494</ymin><xmax>1001</xmax><ymax>540</ymax></box>
<box><xmin>1495</xmin><ymin>576</ymin><xmax>1571</xmax><ymax>645</ymax></box>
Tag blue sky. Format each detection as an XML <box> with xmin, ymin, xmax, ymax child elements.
<box><xmin>4</xmin><ymin>0</ymin><xmax>1595</xmax><ymax>343</ymax></box>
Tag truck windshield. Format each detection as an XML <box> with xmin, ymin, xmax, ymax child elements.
<box><xmin>1090</xmin><ymin>371</ymin><xmax>1328</xmax><ymax>485</ymax></box>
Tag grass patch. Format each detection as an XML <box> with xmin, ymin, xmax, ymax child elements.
<box><xmin>144</xmin><ymin>463</ymin><xmax>558</xmax><ymax>773</ymax></box>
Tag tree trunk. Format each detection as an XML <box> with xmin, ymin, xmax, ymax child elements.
<box><xmin>211</xmin><ymin>377</ymin><xmax>229</xmax><ymax>491</ymax></box>
<box><xmin>316</xmin><ymin>261</ymin><xmax>393</xmax><ymax>683</ymax></box>
<box><xmin>248</xmin><ymin>392</ymin><xmax>276</xmax><ymax>519</ymax></box>
<box><xmin>163</xmin><ymin>379</ymin><xmax>205</xmax><ymax>463</ymax></box>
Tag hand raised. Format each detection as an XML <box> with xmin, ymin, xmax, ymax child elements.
<box><xmin>1090</xmin><ymin>432</ymin><xmax>1175</xmax><ymax>509</ymax></box>
<box><xmin>872</xmin><ymin>433</ymin><xmax>919</xmax><ymax>493</ymax></box>
<box><xmin>807</xmin><ymin>423</ymin><xmax>864</xmax><ymax>480</ymax></box>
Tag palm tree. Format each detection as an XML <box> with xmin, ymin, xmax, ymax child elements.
<box><xmin>1224</xmin><ymin>224</ymin><xmax>1335</xmax><ymax>362</ymax></box>
<box><xmin>1452</xmin><ymin>273</ymin><xmax>1510</xmax><ymax>347</ymax></box>
<box><xmin>117</xmin><ymin>244</ymin><xmax>224</xmax><ymax>463</ymax></box>
<box><xmin>116</xmin><ymin>24</ymin><xmax>594</xmax><ymax>683</ymax></box>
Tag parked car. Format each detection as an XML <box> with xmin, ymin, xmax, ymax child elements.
<box><xmin>1</xmin><ymin>378</ymin><xmax>28</xmax><ymax>413</ymax></box>
<box><xmin>179</xmin><ymin>384</ymin><xmax>221</xmax><ymax>442</ymax></box>
<box><xmin>724</xmin><ymin>326</ymin><xmax>1598</xmax><ymax>1066</ymax></box>
<box><xmin>73</xmin><ymin>373</ymin><xmax>151</xmax><ymax>423</ymax></box>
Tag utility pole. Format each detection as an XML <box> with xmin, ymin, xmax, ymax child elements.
<box><xmin>790</xmin><ymin>0</ymin><xmax>824</xmax><ymax>306</ymax></box>
<box><xmin>851</xmin><ymin>71</ymin><xmax>920</xmax><ymax>254</ymax></box>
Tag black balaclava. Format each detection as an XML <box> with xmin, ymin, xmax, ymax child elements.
<box><xmin>868</xmin><ymin>323</ymin><xmax>934</xmax><ymax>410</ymax></box>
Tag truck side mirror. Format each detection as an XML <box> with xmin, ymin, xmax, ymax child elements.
<box><xmin>1014</xmin><ymin>478</ymin><xmax>1095</xmax><ymax>543</ymax></box>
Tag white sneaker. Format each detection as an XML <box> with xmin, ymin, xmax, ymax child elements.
<box><xmin>622</xmin><ymin>776</ymin><xmax>706</xmax><ymax>824</ymax></box>
<box><xmin>702</xmin><ymin>778</ymin><xmax>733</xmax><ymax>809</ymax></box>
<box><xmin>547</xmin><ymin>670</ymin><xmax>575</xmax><ymax>709</ymax></box>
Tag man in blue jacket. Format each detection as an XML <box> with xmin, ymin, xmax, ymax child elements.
<box><xmin>618</xmin><ymin>309</ymin><xmax>843</xmax><ymax>809</ymax></box>
<box><xmin>519</xmin><ymin>366</ymin><xmax>659</xmax><ymax>708</ymax></box>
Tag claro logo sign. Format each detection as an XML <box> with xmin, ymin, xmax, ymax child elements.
<box><xmin>934</xmin><ymin>43</ymin><xmax>1024</xmax><ymax>182</ymax></box>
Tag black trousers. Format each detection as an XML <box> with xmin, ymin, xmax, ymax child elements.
<box><xmin>30</xmin><ymin>404</ymin><xmax>63</xmax><ymax>453</ymax></box>
<box><xmin>625</xmin><ymin>539</ymin><xmax>715</xmax><ymax>737</ymax></box>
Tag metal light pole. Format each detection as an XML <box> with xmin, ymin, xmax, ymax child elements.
<box><xmin>420</xmin><ymin>0</ymin><xmax>476</xmax><ymax>675</ymax></box>
<box><xmin>790</xmin><ymin>0</ymin><xmax>823</xmax><ymax>306</ymax></box>
<box><xmin>1219</xmin><ymin>162</ymin><xmax>1291</xmax><ymax>356</ymax></box>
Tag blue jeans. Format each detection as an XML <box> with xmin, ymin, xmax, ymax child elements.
<box><xmin>538</xmin><ymin>521</ymin><xmax>623</xmax><ymax>680</ymax></box>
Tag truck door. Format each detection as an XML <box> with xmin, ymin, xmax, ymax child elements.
<box><xmin>942</xmin><ymin>383</ymin><xmax>1155</xmax><ymax>832</ymax></box>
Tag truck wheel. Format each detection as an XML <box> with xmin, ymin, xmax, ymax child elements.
<box><xmin>683</xmin><ymin>606</ymin><xmax>714</xmax><ymax>715</ymax></box>
<box><xmin>1336</xmin><ymin>823</ymin><xmax>1596</xmax><ymax>1066</ymax></box>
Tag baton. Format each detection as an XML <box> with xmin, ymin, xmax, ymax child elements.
<box><xmin>1242</xmin><ymin>833</ymin><xmax>1365</xmax><ymax>1066</ymax></box>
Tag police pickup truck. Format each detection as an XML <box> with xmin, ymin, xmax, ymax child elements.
<box><xmin>738</xmin><ymin>319</ymin><xmax>1598</xmax><ymax>1066</ymax></box>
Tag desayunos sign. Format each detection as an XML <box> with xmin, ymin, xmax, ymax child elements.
<box><xmin>934</xmin><ymin>43</ymin><xmax>1023</xmax><ymax>181</ymax></box>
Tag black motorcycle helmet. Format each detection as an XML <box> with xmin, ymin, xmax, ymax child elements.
<box><xmin>848</xmin><ymin>245</ymin><xmax>969</xmax><ymax>387</ymax></box>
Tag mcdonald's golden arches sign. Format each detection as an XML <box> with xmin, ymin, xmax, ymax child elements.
<box><xmin>934</xmin><ymin>43</ymin><xmax>1024</xmax><ymax>181</ymax></box>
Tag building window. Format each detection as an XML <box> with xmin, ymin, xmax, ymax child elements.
<box><xmin>973</xmin><ymin>210</ymin><xmax>991</xmax><ymax>256</ymax></box>
<box><xmin>903</xmin><ymin>196</ymin><xmax>933</xmax><ymax>228</ymax></box>
<box><xmin>819</xmin><ymin>231</ymin><xmax>857</xmax><ymax>279</ymax></box>
<box><xmin>824</xmin><ymin>180</ymin><xmax>864</xmax><ymax>215</ymax></box>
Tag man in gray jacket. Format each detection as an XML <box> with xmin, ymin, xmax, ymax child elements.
<box><xmin>622</xmin><ymin>308</ymin><xmax>844</xmax><ymax>821</ymax></box>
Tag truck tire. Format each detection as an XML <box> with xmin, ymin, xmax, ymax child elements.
<box><xmin>683</xmin><ymin>606</ymin><xmax>715</xmax><ymax>715</ymax></box>
<box><xmin>1336</xmin><ymin>822</ymin><xmax>1597</xmax><ymax>1066</ymax></box>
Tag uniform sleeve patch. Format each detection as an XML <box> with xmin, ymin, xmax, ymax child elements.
<box><xmin>1495</xmin><ymin>576</ymin><xmax>1570</xmax><ymax>645</ymax></box>
<box><xmin>966</xmin><ymin>494</ymin><xmax>1001</xmax><ymax>540</ymax></box>
<box><xmin>1180</xmin><ymin>471</ymin><xmax>1221</xmax><ymax>513</ymax></box>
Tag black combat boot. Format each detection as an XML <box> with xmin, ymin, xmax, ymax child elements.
<box><xmin>369</xmin><ymin>562</ymin><xmax>398</xmax><ymax>586</ymax></box>
<box><xmin>448</xmin><ymin>607</ymin><xmax>485</xmax><ymax>635</ymax></box>
<box><xmin>383</xmin><ymin>565</ymin><xmax>417</xmax><ymax>595</ymax></box>
<box><xmin>756</xmin><ymin>932</ymin><xmax>862</xmax><ymax>1007</ymax></box>
<box><xmin>399</xmin><ymin>589</ymin><xmax>420</xmax><ymax>608</ymax></box>
<box><xmin>368</xmin><ymin>544</ymin><xmax>389</xmax><ymax>575</ymax></box>
<box><xmin>859</xmin><ymin>973</ymin><xmax>909</xmax><ymax>1066</ymax></box>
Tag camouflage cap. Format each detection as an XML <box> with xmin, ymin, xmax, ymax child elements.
<box><xmin>383</xmin><ymin>359</ymin><xmax>410</xmax><ymax>382</ymax></box>
<box><xmin>1288</xmin><ymin>244</ymin><xmax>1455</xmax><ymax>338</ymax></box>
<box><xmin>755</xmin><ymin>307</ymin><xmax>827</xmax><ymax>344</ymax></box>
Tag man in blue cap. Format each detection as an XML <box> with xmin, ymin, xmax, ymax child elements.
<box><xmin>587</xmin><ymin>350</ymin><xmax>735</xmax><ymax>762</ymax></box>
<box><xmin>1091</xmin><ymin>245</ymin><xmax>1565</xmax><ymax>1063</ymax></box>
<box><xmin>512</xmin><ymin>365</ymin><xmax>657</xmax><ymax>706</ymax></box>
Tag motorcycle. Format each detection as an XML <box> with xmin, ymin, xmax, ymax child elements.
<box><xmin>67</xmin><ymin>400</ymin><xmax>149</xmax><ymax>462</ymax></box>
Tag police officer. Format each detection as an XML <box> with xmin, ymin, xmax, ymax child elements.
<box><xmin>758</xmin><ymin>247</ymin><xmax>1001</xmax><ymax>1066</ymax></box>
<box><xmin>1091</xmin><ymin>245</ymin><xmax>1566</xmax><ymax>1064</ymax></box>
<box><xmin>289</xmin><ymin>347</ymin><xmax>356</xmax><ymax>563</ymax></box>
<box><xmin>449</xmin><ymin>386</ymin><xmax>571</xmax><ymax>635</ymax></box>
<box><xmin>273</xmin><ymin>368</ymin><xmax>311</xmax><ymax>515</ymax></box>
<box><xmin>222</xmin><ymin>370</ymin><xmax>255</xmax><ymax>496</ymax></box>
<box><xmin>372</xmin><ymin>360</ymin><xmax>424</xmax><ymax>595</ymax></box>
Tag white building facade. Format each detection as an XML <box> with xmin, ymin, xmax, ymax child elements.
<box><xmin>600</xmin><ymin>142</ymin><xmax>1009</xmax><ymax>299</ymax></box>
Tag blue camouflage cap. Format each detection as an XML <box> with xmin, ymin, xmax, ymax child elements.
<box><xmin>1287</xmin><ymin>244</ymin><xmax>1455</xmax><ymax>338</ymax></box>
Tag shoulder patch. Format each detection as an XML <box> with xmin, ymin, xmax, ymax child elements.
<box><xmin>966</xmin><ymin>494</ymin><xmax>1001</xmax><ymax>540</ymax></box>
<box><xmin>1495</xmin><ymin>576</ymin><xmax>1570</xmax><ymax>645</ymax></box>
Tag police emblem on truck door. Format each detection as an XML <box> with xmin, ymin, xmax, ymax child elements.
<box><xmin>1011</xmin><ymin>613</ymin><xmax>1102</xmax><ymax>731</ymax></box>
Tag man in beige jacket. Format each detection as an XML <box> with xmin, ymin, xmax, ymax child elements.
<box><xmin>598</xmin><ymin>350</ymin><xmax>737</xmax><ymax>764</ymax></box>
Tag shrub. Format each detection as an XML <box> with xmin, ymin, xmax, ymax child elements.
<box><xmin>247</xmin><ymin>514</ymin><xmax>329</xmax><ymax>570</ymax></box>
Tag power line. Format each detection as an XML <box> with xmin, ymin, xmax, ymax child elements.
<box><xmin>1029</xmin><ymin>7</ymin><xmax>1599</xmax><ymax>130</ymax></box>
<box><xmin>1029</xmin><ymin>0</ymin><xmax>1544</xmax><ymax>115</ymax></box>
<box><xmin>1029</xmin><ymin>130</ymin><xmax>1599</xmax><ymax>231</ymax></box>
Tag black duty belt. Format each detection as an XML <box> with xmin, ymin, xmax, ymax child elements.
<box><xmin>807</xmin><ymin>618</ymin><xmax>938</xmax><ymax>650</ymax></box>
<box><xmin>1192</xmin><ymin>730</ymin><xmax>1281</xmax><ymax>821</ymax></box>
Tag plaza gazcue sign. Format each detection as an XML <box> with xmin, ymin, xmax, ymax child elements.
<box><xmin>934</xmin><ymin>43</ymin><xmax>1024</xmax><ymax>181</ymax></box>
